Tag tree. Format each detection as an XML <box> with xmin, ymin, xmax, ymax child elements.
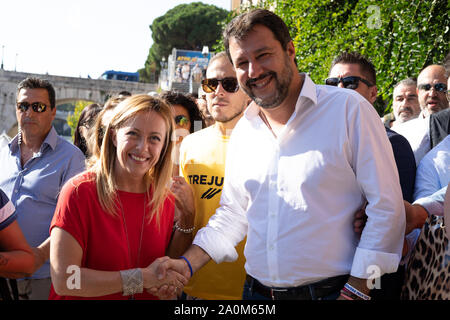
<box><xmin>140</xmin><ymin>2</ymin><xmax>228</xmax><ymax>83</ymax></box>
<box><xmin>66</xmin><ymin>100</ymin><xmax>94</xmax><ymax>140</ymax></box>
<box><xmin>236</xmin><ymin>0</ymin><xmax>449</xmax><ymax>115</ymax></box>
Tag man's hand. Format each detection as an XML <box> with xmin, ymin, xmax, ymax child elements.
<box><xmin>32</xmin><ymin>237</ymin><xmax>50</xmax><ymax>273</ymax></box>
<box><xmin>144</xmin><ymin>256</ymin><xmax>191</xmax><ymax>299</ymax></box>
<box><xmin>142</xmin><ymin>256</ymin><xmax>190</xmax><ymax>299</ymax></box>
<box><xmin>353</xmin><ymin>207</ymin><xmax>367</xmax><ymax>235</ymax></box>
<box><xmin>353</xmin><ymin>200</ymin><xmax>428</xmax><ymax>236</ymax></box>
<box><xmin>404</xmin><ymin>200</ymin><xmax>428</xmax><ymax>235</ymax></box>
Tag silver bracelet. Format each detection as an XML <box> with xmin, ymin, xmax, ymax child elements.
<box><xmin>120</xmin><ymin>268</ymin><xmax>143</xmax><ymax>296</ymax></box>
<box><xmin>174</xmin><ymin>221</ymin><xmax>195</xmax><ymax>234</ymax></box>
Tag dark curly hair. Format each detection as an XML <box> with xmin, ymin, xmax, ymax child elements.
<box><xmin>223</xmin><ymin>9</ymin><xmax>296</xmax><ymax>66</ymax></box>
<box><xmin>74</xmin><ymin>103</ymin><xmax>103</xmax><ymax>157</ymax></box>
<box><xmin>159</xmin><ymin>91</ymin><xmax>205</xmax><ymax>133</ymax></box>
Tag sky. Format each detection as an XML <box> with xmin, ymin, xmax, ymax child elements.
<box><xmin>0</xmin><ymin>0</ymin><xmax>231</xmax><ymax>79</ymax></box>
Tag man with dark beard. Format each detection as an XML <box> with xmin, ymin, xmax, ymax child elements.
<box><xmin>153</xmin><ymin>9</ymin><xmax>405</xmax><ymax>301</ymax></box>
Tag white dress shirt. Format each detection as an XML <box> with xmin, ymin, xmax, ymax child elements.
<box><xmin>391</xmin><ymin>113</ymin><xmax>430</xmax><ymax>166</ymax></box>
<box><xmin>193</xmin><ymin>74</ymin><xmax>405</xmax><ymax>287</ymax></box>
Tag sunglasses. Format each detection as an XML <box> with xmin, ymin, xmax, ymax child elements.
<box><xmin>16</xmin><ymin>101</ymin><xmax>48</xmax><ymax>113</ymax></box>
<box><xmin>325</xmin><ymin>76</ymin><xmax>374</xmax><ymax>89</ymax></box>
<box><xmin>201</xmin><ymin>77</ymin><xmax>239</xmax><ymax>93</ymax></box>
<box><xmin>417</xmin><ymin>83</ymin><xmax>447</xmax><ymax>92</ymax></box>
<box><xmin>174</xmin><ymin>115</ymin><xmax>189</xmax><ymax>126</ymax></box>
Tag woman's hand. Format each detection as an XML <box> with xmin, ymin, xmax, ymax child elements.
<box><xmin>142</xmin><ymin>256</ymin><xmax>190</xmax><ymax>299</ymax></box>
<box><xmin>171</xmin><ymin>176</ymin><xmax>195</xmax><ymax>224</ymax></box>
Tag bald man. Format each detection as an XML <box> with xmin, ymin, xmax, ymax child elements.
<box><xmin>417</xmin><ymin>65</ymin><xmax>448</xmax><ymax>117</ymax></box>
<box><xmin>392</xmin><ymin>65</ymin><xmax>449</xmax><ymax>165</ymax></box>
<box><xmin>429</xmin><ymin>59</ymin><xmax>450</xmax><ymax>148</ymax></box>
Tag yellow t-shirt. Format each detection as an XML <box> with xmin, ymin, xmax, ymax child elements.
<box><xmin>179</xmin><ymin>126</ymin><xmax>246</xmax><ymax>300</ymax></box>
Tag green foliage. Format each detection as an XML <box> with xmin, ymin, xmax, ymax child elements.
<box><xmin>66</xmin><ymin>100</ymin><xmax>93</xmax><ymax>140</ymax></box>
<box><xmin>138</xmin><ymin>60</ymin><xmax>157</xmax><ymax>83</ymax></box>
<box><xmin>212</xmin><ymin>0</ymin><xmax>267</xmax><ymax>53</ymax></box>
<box><xmin>253</xmin><ymin>0</ymin><xmax>450</xmax><ymax>115</ymax></box>
<box><xmin>141</xmin><ymin>2</ymin><xmax>229</xmax><ymax>83</ymax></box>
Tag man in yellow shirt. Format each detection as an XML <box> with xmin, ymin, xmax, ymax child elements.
<box><xmin>179</xmin><ymin>52</ymin><xmax>251</xmax><ymax>299</ymax></box>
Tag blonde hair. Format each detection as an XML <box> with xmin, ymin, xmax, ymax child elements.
<box><xmin>87</xmin><ymin>95</ymin><xmax>128</xmax><ymax>166</ymax></box>
<box><xmin>90</xmin><ymin>94</ymin><xmax>175</xmax><ymax>225</ymax></box>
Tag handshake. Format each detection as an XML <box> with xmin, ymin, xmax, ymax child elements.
<box><xmin>142</xmin><ymin>256</ymin><xmax>192</xmax><ymax>299</ymax></box>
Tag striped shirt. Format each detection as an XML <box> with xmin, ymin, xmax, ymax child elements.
<box><xmin>0</xmin><ymin>188</ymin><xmax>16</xmax><ymax>231</ymax></box>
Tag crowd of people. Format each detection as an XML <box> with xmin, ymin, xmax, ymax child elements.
<box><xmin>0</xmin><ymin>8</ymin><xmax>449</xmax><ymax>301</ymax></box>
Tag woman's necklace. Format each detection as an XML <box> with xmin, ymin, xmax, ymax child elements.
<box><xmin>118</xmin><ymin>192</ymin><xmax>147</xmax><ymax>299</ymax></box>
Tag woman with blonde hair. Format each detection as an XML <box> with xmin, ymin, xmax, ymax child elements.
<box><xmin>86</xmin><ymin>95</ymin><xmax>127</xmax><ymax>165</ymax></box>
<box><xmin>49</xmin><ymin>95</ymin><xmax>194</xmax><ymax>299</ymax></box>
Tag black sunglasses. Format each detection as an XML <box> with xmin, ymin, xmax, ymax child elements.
<box><xmin>201</xmin><ymin>77</ymin><xmax>239</xmax><ymax>93</ymax></box>
<box><xmin>16</xmin><ymin>101</ymin><xmax>48</xmax><ymax>113</ymax></box>
<box><xmin>325</xmin><ymin>76</ymin><xmax>374</xmax><ymax>89</ymax></box>
<box><xmin>417</xmin><ymin>83</ymin><xmax>447</xmax><ymax>92</ymax></box>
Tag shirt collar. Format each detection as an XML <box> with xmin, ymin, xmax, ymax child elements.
<box><xmin>9</xmin><ymin>126</ymin><xmax>58</xmax><ymax>153</ymax></box>
<box><xmin>44</xmin><ymin>126</ymin><xmax>58</xmax><ymax>150</ymax></box>
<box><xmin>294</xmin><ymin>73</ymin><xmax>317</xmax><ymax>113</ymax></box>
<box><xmin>418</xmin><ymin>110</ymin><xmax>430</xmax><ymax>120</ymax></box>
<box><xmin>244</xmin><ymin>73</ymin><xmax>318</xmax><ymax>120</ymax></box>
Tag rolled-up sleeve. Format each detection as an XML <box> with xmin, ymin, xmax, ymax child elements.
<box><xmin>414</xmin><ymin>185</ymin><xmax>447</xmax><ymax>216</ymax></box>
<box><xmin>349</xmin><ymin>100</ymin><xmax>406</xmax><ymax>278</ymax></box>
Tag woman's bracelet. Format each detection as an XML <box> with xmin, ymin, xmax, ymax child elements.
<box><xmin>120</xmin><ymin>268</ymin><xmax>143</xmax><ymax>296</ymax></box>
<box><xmin>174</xmin><ymin>221</ymin><xmax>195</xmax><ymax>234</ymax></box>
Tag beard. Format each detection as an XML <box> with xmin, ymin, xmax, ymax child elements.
<box><xmin>420</xmin><ymin>96</ymin><xmax>449</xmax><ymax>115</ymax></box>
<box><xmin>211</xmin><ymin>100</ymin><xmax>246</xmax><ymax>124</ymax></box>
<box><xmin>241</xmin><ymin>53</ymin><xmax>293</xmax><ymax>109</ymax></box>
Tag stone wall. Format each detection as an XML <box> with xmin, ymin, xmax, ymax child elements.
<box><xmin>0</xmin><ymin>69</ymin><xmax>157</xmax><ymax>137</ymax></box>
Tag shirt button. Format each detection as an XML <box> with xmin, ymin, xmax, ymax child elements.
<box><xmin>15</xmin><ymin>189</ymin><xmax>18</xmax><ymax>193</ymax></box>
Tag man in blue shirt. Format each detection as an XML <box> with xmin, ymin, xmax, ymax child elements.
<box><xmin>413</xmin><ymin>185</ymin><xmax>447</xmax><ymax>217</ymax></box>
<box><xmin>414</xmin><ymin>131</ymin><xmax>450</xmax><ymax>200</ymax></box>
<box><xmin>403</xmin><ymin>135</ymin><xmax>450</xmax><ymax>261</ymax></box>
<box><xmin>0</xmin><ymin>77</ymin><xmax>85</xmax><ymax>299</ymax></box>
